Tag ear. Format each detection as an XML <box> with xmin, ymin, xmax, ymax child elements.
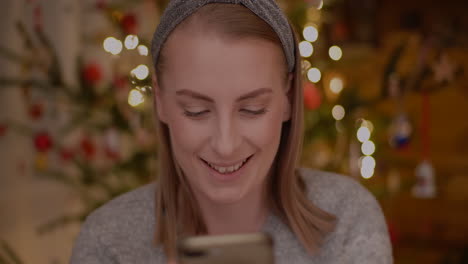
<box><xmin>282</xmin><ymin>73</ymin><xmax>293</xmax><ymax>122</ymax></box>
<box><xmin>152</xmin><ymin>73</ymin><xmax>168</xmax><ymax>124</ymax></box>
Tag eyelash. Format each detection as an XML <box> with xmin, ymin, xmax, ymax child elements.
<box><xmin>183</xmin><ymin>108</ymin><xmax>268</xmax><ymax>117</ymax></box>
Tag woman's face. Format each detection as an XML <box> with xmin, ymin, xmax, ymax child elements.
<box><xmin>155</xmin><ymin>29</ymin><xmax>291</xmax><ymax>204</ymax></box>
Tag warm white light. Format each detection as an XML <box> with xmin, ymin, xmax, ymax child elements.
<box><xmin>303</xmin><ymin>26</ymin><xmax>318</xmax><ymax>42</ymax></box>
<box><xmin>103</xmin><ymin>37</ymin><xmax>123</xmax><ymax>55</ymax></box>
<box><xmin>124</xmin><ymin>35</ymin><xmax>139</xmax><ymax>50</ymax></box>
<box><xmin>360</xmin><ymin>165</ymin><xmax>374</xmax><ymax>179</ymax></box>
<box><xmin>131</xmin><ymin>65</ymin><xmax>149</xmax><ymax>80</ymax></box>
<box><xmin>361</xmin><ymin>140</ymin><xmax>376</xmax><ymax>155</ymax></box>
<box><xmin>299</xmin><ymin>41</ymin><xmax>314</xmax><ymax>57</ymax></box>
<box><xmin>307</xmin><ymin>67</ymin><xmax>321</xmax><ymax>83</ymax></box>
<box><xmin>128</xmin><ymin>89</ymin><xmax>145</xmax><ymax>107</ymax></box>
<box><xmin>361</xmin><ymin>156</ymin><xmax>376</xmax><ymax>170</ymax></box>
<box><xmin>137</xmin><ymin>45</ymin><xmax>148</xmax><ymax>56</ymax></box>
<box><xmin>357</xmin><ymin>126</ymin><xmax>371</xmax><ymax>143</ymax></box>
<box><xmin>329</xmin><ymin>45</ymin><xmax>343</xmax><ymax>61</ymax></box>
<box><xmin>317</xmin><ymin>0</ymin><xmax>324</xmax><ymax>10</ymax></box>
<box><xmin>330</xmin><ymin>77</ymin><xmax>344</xmax><ymax>94</ymax></box>
<box><xmin>332</xmin><ymin>105</ymin><xmax>345</xmax><ymax>121</ymax></box>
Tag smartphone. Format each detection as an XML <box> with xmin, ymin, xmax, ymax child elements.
<box><xmin>177</xmin><ymin>232</ymin><xmax>274</xmax><ymax>264</ymax></box>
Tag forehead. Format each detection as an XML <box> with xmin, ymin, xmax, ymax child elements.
<box><xmin>160</xmin><ymin>30</ymin><xmax>286</xmax><ymax>96</ymax></box>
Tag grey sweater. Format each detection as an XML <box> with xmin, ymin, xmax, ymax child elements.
<box><xmin>70</xmin><ymin>169</ymin><xmax>393</xmax><ymax>263</ymax></box>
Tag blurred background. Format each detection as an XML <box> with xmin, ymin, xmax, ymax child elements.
<box><xmin>0</xmin><ymin>0</ymin><xmax>467</xmax><ymax>263</ymax></box>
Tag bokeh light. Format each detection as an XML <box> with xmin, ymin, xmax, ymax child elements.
<box><xmin>303</xmin><ymin>26</ymin><xmax>318</xmax><ymax>42</ymax></box>
<box><xmin>357</xmin><ymin>126</ymin><xmax>371</xmax><ymax>142</ymax></box>
<box><xmin>307</xmin><ymin>67</ymin><xmax>321</xmax><ymax>83</ymax></box>
<box><xmin>299</xmin><ymin>41</ymin><xmax>314</xmax><ymax>57</ymax></box>
<box><xmin>103</xmin><ymin>37</ymin><xmax>123</xmax><ymax>55</ymax></box>
<box><xmin>330</xmin><ymin>77</ymin><xmax>344</xmax><ymax>94</ymax></box>
<box><xmin>128</xmin><ymin>89</ymin><xmax>145</xmax><ymax>107</ymax></box>
<box><xmin>137</xmin><ymin>45</ymin><xmax>148</xmax><ymax>56</ymax></box>
<box><xmin>329</xmin><ymin>45</ymin><xmax>343</xmax><ymax>61</ymax></box>
<box><xmin>332</xmin><ymin>105</ymin><xmax>345</xmax><ymax>121</ymax></box>
<box><xmin>361</xmin><ymin>140</ymin><xmax>376</xmax><ymax>155</ymax></box>
<box><xmin>131</xmin><ymin>65</ymin><xmax>149</xmax><ymax>80</ymax></box>
<box><xmin>124</xmin><ymin>35</ymin><xmax>139</xmax><ymax>50</ymax></box>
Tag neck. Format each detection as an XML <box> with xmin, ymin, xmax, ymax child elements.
<box><xmin>195</xmin><ymin>185</ymin><xmax>269</xmax><ymax>235</ymax></box>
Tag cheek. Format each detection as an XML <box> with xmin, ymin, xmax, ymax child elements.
<box><xmin>242</xmin><ymin>106</ymin><xmax>284</xmax><ymax>149</ymax></box>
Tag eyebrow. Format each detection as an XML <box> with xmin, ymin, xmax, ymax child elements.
<box><xmin>175</xmin><ymin>87</ymin><xmax>273</xmax><ymax>103</ymax></box>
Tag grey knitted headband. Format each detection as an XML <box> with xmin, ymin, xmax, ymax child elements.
<box><xmin>151</xmin><ymin>0</ymin><xmax>296</xmax><ymax>72</ymax></box>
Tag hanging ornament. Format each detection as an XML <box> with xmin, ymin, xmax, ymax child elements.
<box><xmin>121</xmin><ymin>13</ymin><xmax>138</xmax><ymax>34</ymax></box>
<box><xmin>0</xmin><ymin>124</ymin><xmax>7</xmax><ymax>137</ymax></box>
<box><xmin>29</xmin><ymin>103</ymin><xmax>44</xmax><ymax>120</ymax></box>
<box><xmin>82</xmin><ymin>62</ymin><xmax>102</xmax><ymax>85</ymax></box>
<box><xmin>432</xmin><ymin>53</ymin><xmax>455</xmax><ymax>84</ymax></box>
<box><xmin>303</xmin><ymin>82</ymin><xmax>322</xmax><ymax>110</ymax></box>
<box><xmin>80</xmin><ymin>137</ymin><xmax>96</xmax><ymax>160</ymax></box>
<box><xmin>412</xmin><ymin>89</ymin><xmax>436</xmax><ymax>198</ymax></box>
<box><xmin>412</xmin><ymin>160</ymin><xmax>436</xmax><ymax>198</ymax></box>
<box><xmin>389</xmin><ymin>114</ymin><xmax>412</xmax><ymax>149</ymax></box>
<box><xmin>34</xmin><ymin>132</ymin><xmax>53</xmax><ymax>152</ymax></box>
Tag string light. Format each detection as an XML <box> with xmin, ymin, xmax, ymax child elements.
<box><xmin>131</xmin><ymin>65</ymin><xmax>149</xmax><ymax>80</ymax></box>
<box><xmin>128</xmin><ymin>89</ymin><xmax>145</xmax><ymax>107</ymax></box>
<box><xmin>330</xmin><ymin>77</ymin><xmax>344</xmax><ymax>94</ymax></box>
<box><xmin>361</xmin><ymin>156</ymin><xmax>376</xmax><ymax>170</ymax></box>
<box><xmin>124</xmin><ymin>35</ymin><xmax>139</xmax><ymax>50</ymax></box>
<box><xmin>137</xmin><ymin>45</ymin><xmax>149</xmax><ymax>56</ymax></box>
<box><xmin>329</xmin><ymin>45</ymin><xmax>343</xmax><ymax>61</ymax></box>
<box><xmin>357</xmin><ymin>126</ymin><xmax>371</xmax><ymax>142</ymax></box>
<box><xmin>361</xmin><ymin>119</ymin><xmax>374</xmax><ymax>133</ymax></box>
<box><xmin>103</xmin><ymin>37</ymin><xmax>123</xmax><ymax>55</ymax></box>
<box><xmin>307</xmin><ymin>67</ymin><xmax>321</xmax><ymax>83</ymax></box>
<box><xmin>361</xmin><ymin>140</ymin><xmax>376</xmax><ymax>155</ymax></box>
<box><xmin>299</xmin><ymin>41</ymin><xmax>314</xmax><ymax>57</ymax></box>
<box><xmin>360</xmin><ymin>165</ymin><xmax>374</xmax><ymax>179</ymax></box>
<box><xmin>332</xmin><ymin>105</ymin><xmax>345</xmax><ymax>121</ymax></box>
<box><xmin>303</xmin><ymin>26</ymin><xmax>318</xmax><ymax>42</ymax></box>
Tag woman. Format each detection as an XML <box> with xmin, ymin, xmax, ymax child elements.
<box><xmin>71</xmin><ymin>1</ymin><xmax>393</xmax><ymax>263</ymax></box>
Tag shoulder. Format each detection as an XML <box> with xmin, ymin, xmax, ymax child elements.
<box><xmin>85</xmin><ymin>182</ymin><xmax>156</xmax><ymax>231</ymax></box>
<box><xmin>298</xmin><ymin>168</ymin><xmax>393</xmax><ymax>263</ymax></box>
<box><xmin>298</xmin><ymin>168</ymin><xmax>376</xmax><ymax>215</ymax></box>
<box><xmin>71</xmin><ymin>182</ymin><xmax>157</xmax><ymax>257</ymax></box>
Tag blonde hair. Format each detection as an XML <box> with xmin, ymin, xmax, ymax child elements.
<box><xmin>153</xmin><ymin>3</ymin><xmax>336</xmax><ymax>259</ymax></box>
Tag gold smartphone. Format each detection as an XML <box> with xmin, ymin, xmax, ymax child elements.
<box><xmin>177</xmin><ymin>233</ymin><xmax>274</xmax><ymax>264</ymax></box>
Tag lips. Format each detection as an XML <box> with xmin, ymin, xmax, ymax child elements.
<box><xmin>200</xmin><ymin>155</ymin><xmax>253</xmax><ymax>175</ymax></box>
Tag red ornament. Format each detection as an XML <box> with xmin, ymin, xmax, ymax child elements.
<box><xmin>0</xmin><ymin>124</ymin><xmax>7</xmax><ymax>137</ymax></box>
<box><xmin>60</xmin><ymin>148</ymin><xmax>74</xmax><ymax>162</ymax></box>
<box><xmin>34</xmin><ymin>132</ymin><xmax>53</xmax><ymax>152</ymax></box>
<box><xmin>121</xmin><ymin>13</ymin><xmax>137</xmax><ymax>34</ymax></box>
<box><xmin>80</xmin><ymin>137</ymin><xmax>96</xmax><ymax>159</ymax></box>
<box><xmin>82</xmin><ymin>62</ymin><xmax>102</xmax><ymax>85</ymax></box>
<box><xmin>29</xmin><ymin>103</ymin><xmax>44</xmax><ymax>120</ymax></box>
<box><xmin>303</xmin><ymin>82</ymin><xmax>322</xmax><ymax>110</ymax></box>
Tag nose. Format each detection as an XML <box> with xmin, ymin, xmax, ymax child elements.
<box><xmin>211</xmin><ymin>113</ymin><xmax>241</xmax><ymax>158</ymax></box>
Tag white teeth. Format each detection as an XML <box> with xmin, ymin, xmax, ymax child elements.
<box><xmin>206</xmin><ymin>158</ymin><xmax>249</xmax><ymax>174</ymax></box>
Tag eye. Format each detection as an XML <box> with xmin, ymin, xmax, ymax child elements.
<box><xmin>184</xmin><ymin>110</ymin><xmax>210</xmax><ymax>117</ymax></box>
<box><xmin>240</xmin><ymin>108</ymin><xmax>268</xmax><ymax>115</ymax></box>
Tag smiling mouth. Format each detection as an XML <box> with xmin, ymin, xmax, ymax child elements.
<box><xmin>200</xmin><ymin>155</ymin><xmax>253</xmax><ymax>174</ymax></box>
